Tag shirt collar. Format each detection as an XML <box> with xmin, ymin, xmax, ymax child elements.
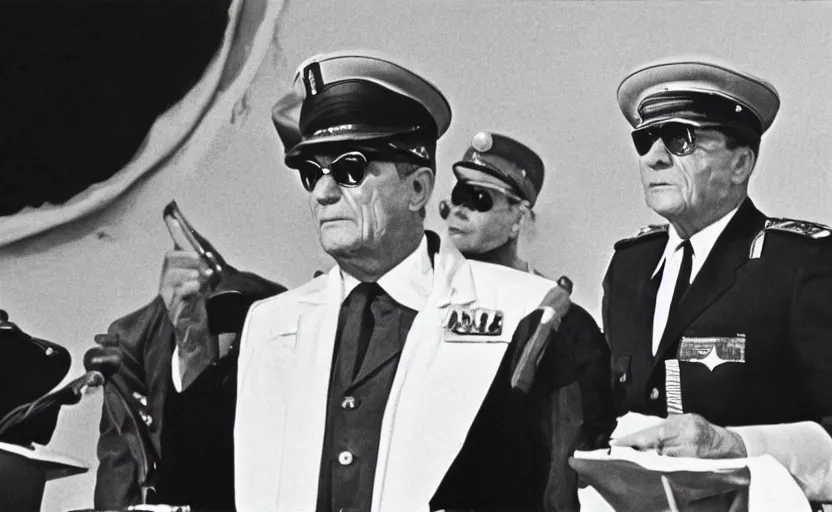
<box><xmin>341</xmin><ymin>235</ymin><xmax>433</xmax><ymax>311</ymax></box>
<box><xmin>651</xmin><ymin>205</ymin><xmax>741</xmax><ymax>279</ymax></box>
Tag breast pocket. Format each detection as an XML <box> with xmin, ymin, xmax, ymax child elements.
<box><xmin>239</xmin><ymin>332</ymin><xmax>298</xmax><ymax>395</ymax></box>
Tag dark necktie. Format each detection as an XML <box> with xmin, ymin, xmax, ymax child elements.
<box><xmin>340</xmin><ymin>282</ymin><xmax>382</xmax><ymax>379</ymax></box>
<box><xmin>667</xmin><ymin>240</ymin><xmax>693</xmax><ymax>320</ymax></box>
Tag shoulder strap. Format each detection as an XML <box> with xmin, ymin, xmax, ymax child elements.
<box><xmin>614</xmin><ymin>224</ymin><xmax>669</xmax><ymax>250</ymax></box>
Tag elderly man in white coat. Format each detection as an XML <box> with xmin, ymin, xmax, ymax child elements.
<box><xmin>233</xmin><ymin>51</ymin><xmax>596</xmax><ymax>512</ymax></box>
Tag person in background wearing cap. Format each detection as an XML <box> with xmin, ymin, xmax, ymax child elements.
<box><xmin>602</xmin><ymin>58</ymin><xmax>832</xmax><ymax>503</ymax></box>
<box><xmin>441</xmin><ymin>130</ymin><xmax>616</xmax><ymax>453</ymax></box>
<box><xmin>235</xmin><ymin>51</ymin><xmax>590</xmax><ymax>512</ymax></box>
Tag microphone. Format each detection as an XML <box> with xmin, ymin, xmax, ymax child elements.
<box><xmin>83</xmin><ymin>345</ymin><xmax>122</xmax><ymax>378</ymax></box>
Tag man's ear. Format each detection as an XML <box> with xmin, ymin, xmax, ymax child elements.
<box><xmin>509</xmin><ymin>201</ymin><xmax>531</xmax><ymax>238</ymax></box>
<box><xmin>408</xmin><ymin>166</ymin><xmax>435</xmax><ymax>212</ymax></box>
<box><xmin>730</xmin><ymin>146</ymin><xmax>756</xmax><ymax>185</ymax></box>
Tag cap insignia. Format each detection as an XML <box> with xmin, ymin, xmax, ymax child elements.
<box><xmin>303</xmin><ymin>62</ymin><xmax>323</xmax><ymax>97</ymax></box>
<box><xmin>388</xmin><ymin>142</ymin><xmax>430</xmax><ymax>161</ymax></box>
<box><xmin>471</xmin><ymin>152</ymin><xmax>489</xmax><ymax>168</ymax></box>
<box><xmin>312</xmin><ymin>124</ymin><xmax>360</xmax><ymax>137</ymax></box>
<box><xmin>472</xmin><ymin>131</ymin><xmax>493</xmax><ymax>152</ymax></box>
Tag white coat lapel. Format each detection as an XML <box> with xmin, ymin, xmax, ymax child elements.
<box><xmin>373</xmin><ymin>242</ymin><xmax>510</xmax><ymax>512</ymax></box>
<box><xmin>276</xmin><ymin>266</ymin><xmax>344</xmax><ymax>511</ymax></box>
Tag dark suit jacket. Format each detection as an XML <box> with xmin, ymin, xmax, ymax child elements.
<box><xmin>93</xmin><ymin>272</ymin><xmax>284</xmax><ymax>511</ymax></box>
<box><xmin>603</xmin><ymin>198</ymin><xmax>832</xmax><ymax>434</ymax></box>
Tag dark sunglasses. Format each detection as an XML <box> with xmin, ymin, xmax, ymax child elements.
<box><xmin>293</xmin><ymin>151</ymin><xmax>370</xmax><ymax>192</ymax></box>
<box><xmin>292</xmin><ymin>145</ymin><xmax>430</xmax><ymax>192</ymax></box>
<box><xmin>450</xmin><ymin>182</ymin><xmax>521</xmax><ymax>213</ymax></box>
<box><xmin>631</xmin><ymin>122</ymin><xmax>697</xmax><ymax>157</ymax></box>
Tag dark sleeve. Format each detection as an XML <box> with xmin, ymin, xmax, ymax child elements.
<box><xmin>513</xmin><ymin>311</ymin><xmax>582</xmax><ymax>512</ymax></box>
<box><xmin>93</xmin><ymin>297</ymin><xmax>168</xmax><ymax>510</ymax></box>
<box><xmin>601</xmin><ymin>258</ymin><xmax>614</xmax><ymax>347</ymax></box>
<box><xmin>790</xmin><ymin>241</ymin><xmax>832</xmax><ymax>436</ymax></box>
<box><xmin>560</xmin><ymin>304</ymin><xmax>616</xmax><ymax>450</ymax></box>
<box><xmin>95</xmin><ymin>384</ymin><xmax>142</xmax><ymax>508</ymax></box>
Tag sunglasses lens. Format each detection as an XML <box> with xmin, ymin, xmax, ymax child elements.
<box><xmin>297</xmin><ymin>161</ymin><xmax>322</xmax><ymax>192</ymax></box>
<box><xmin>661</xmin><ymin>123</ymin><xmax>695</xmax><ymax>156</ymax></box>
<box><xmin>471</xmin><ymin>189</ymin><xmax>493</xmax><ymax>212</ymax></box>
<box><xmin>450</xmin><ymin>183</ymin><xmax>467</xmax><ymax>206</ymax></box>
<box><xmin>632</xmin><ymin>128</ymin><xmax>658</xmax><ymax>156</ymax></box>
<box><xmin>450</xmin><ymin>183</ymin><xmax>494</xmax><ymax>213</ymax></box>
<box><xmin>331</xmin><ymin>153</ymin><xmax>368</xmax><ymax>187</ymax></box>
<box><xmin>631</xmin><ymin>123</ymin><xmax>696</xmax><ymax>157</ymax></box>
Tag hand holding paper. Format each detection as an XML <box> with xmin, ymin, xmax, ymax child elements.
<box><xmin>610</xmin><ymin>412</ymin><xmax>747</xmax><ymax>459</ymax></box>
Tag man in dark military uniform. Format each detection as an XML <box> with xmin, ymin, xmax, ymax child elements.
<box><xmin>441</xmin><ymin>131</ymin><xmax>616</xmax><ymax>452</ymax></box>
<box><xmin>236</xmin><ymin>51</ymin><xmax>589</xmax><ymax>511</ymax></box>
<box><xmin>602</xmin><ymin>58</ymin><xmax>832</xmax><ymax>502</ymax></box>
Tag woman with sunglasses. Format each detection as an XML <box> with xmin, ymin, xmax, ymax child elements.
<box><xmin>441</xmin><ymin>130</ymin><xmax>617</xmax><ymax>452</ymax></box>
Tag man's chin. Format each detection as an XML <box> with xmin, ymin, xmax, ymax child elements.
<box><xmin>645</xmin><ymin>195</ymin><xmax>683</xmax><ymax>219</ymax></box>
<box><xmin>321</xmin><ymin>240</ymin><xmax>359</xmax><ymax>258</ymax></box>
<box><xmin>448</xmin><ymin>236</ymin><xmax>477</xmax><ymax>255</ymax></box>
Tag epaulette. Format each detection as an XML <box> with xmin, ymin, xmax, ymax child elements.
<box><xmin>614</xmin><ymin>224</ymin><xmax>669</xmax><ymax>250</ymax></box>
<box><xmin>749</xmin><ymin>217</ymin><xmax>832</xmax><ymax>259</ymax></box>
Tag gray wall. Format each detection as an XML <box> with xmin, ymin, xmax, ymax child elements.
<box><xmin>1</xmin><ymin>1</ymin><xmax>829</xmax><ymax>510</ymax></box>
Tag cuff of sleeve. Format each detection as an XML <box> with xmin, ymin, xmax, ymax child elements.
<box><xmin>729</xmin><ymin>422</ymin><xmax>832</xmax><ymax>502</ymax></box>
<box><xmin>729</xmin><ymin>422</ymin><xmax>828</xmax><ymax>457</ymax></box>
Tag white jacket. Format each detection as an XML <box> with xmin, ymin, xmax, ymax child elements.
<box><xmin>234</xmin><ymin>240</ymin><xmax>556</xmax><ymax>512</ymax></box>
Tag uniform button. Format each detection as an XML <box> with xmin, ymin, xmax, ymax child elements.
<box><xmin>338</xmin><ymin>451</ymin><xmax>354</xmax><ymax>466</ymax></box>
<box><xmin>618</xmin><ymin>373</ymin><xmax>627</xmax><ymax>384</ymax></box>
<box><xmin>341</xmin><ymin>396</ymin><xmax>358</xmax><ymax>410</ymax></box>
<box><xmin>649</xmin><ymin>388</ymin><xmax>660</xmax><ymax>400</ymax></box>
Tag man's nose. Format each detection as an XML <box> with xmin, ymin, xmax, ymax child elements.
<box><xmin>312</xmin><ymin>175</ymin><xmax>341</xmax><ymax>205</ymax></box>
<box><xmin>451</xmin><ymin>203</ymin><xmax>469</xmax><ymax>220</ymax></box>
<box><xmin>642</xmin><ymin>138</ymin><xmax>673</xmax><ymax>169</ymax></box>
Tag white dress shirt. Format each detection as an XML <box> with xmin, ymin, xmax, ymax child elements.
<box><xmin>340</xmin><ymin>234</ymin><xmax>433</xmax><ymax>311</ymax></box>
<box><xmin>650</xmin><ymin>206</ymin><xmax>739</xmax><ymax>354</ymax></box>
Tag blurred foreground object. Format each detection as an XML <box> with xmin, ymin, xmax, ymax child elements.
<box><xmin>0</xmin><ymin>310</ymin><xmax>71</xmax><ymax>445</ymax></box>
<box><xmin>0</xmin><ymin>440</ymin><xmax>89</xmax><ymax>512</ymax></box>
<box><xmin>0</xmin><ymin>311</ymin><xmax>91</xmax><ymax>511</ymax></box>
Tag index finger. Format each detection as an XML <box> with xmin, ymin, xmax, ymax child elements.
<box><xmin>609</xmin><ymin>423</ymin><xmax>665</xmax><ymax>450</ymax></box>
<box><xmin>165</xmin><ymin>215</ymin><xmax>195</xmax><ymax>252</ymax></box>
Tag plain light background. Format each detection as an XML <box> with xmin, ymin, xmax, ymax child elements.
<box><xmin>1</xmin><ymin>1</ymin><xmax>830</xmax><ymax>510</ymax></box>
